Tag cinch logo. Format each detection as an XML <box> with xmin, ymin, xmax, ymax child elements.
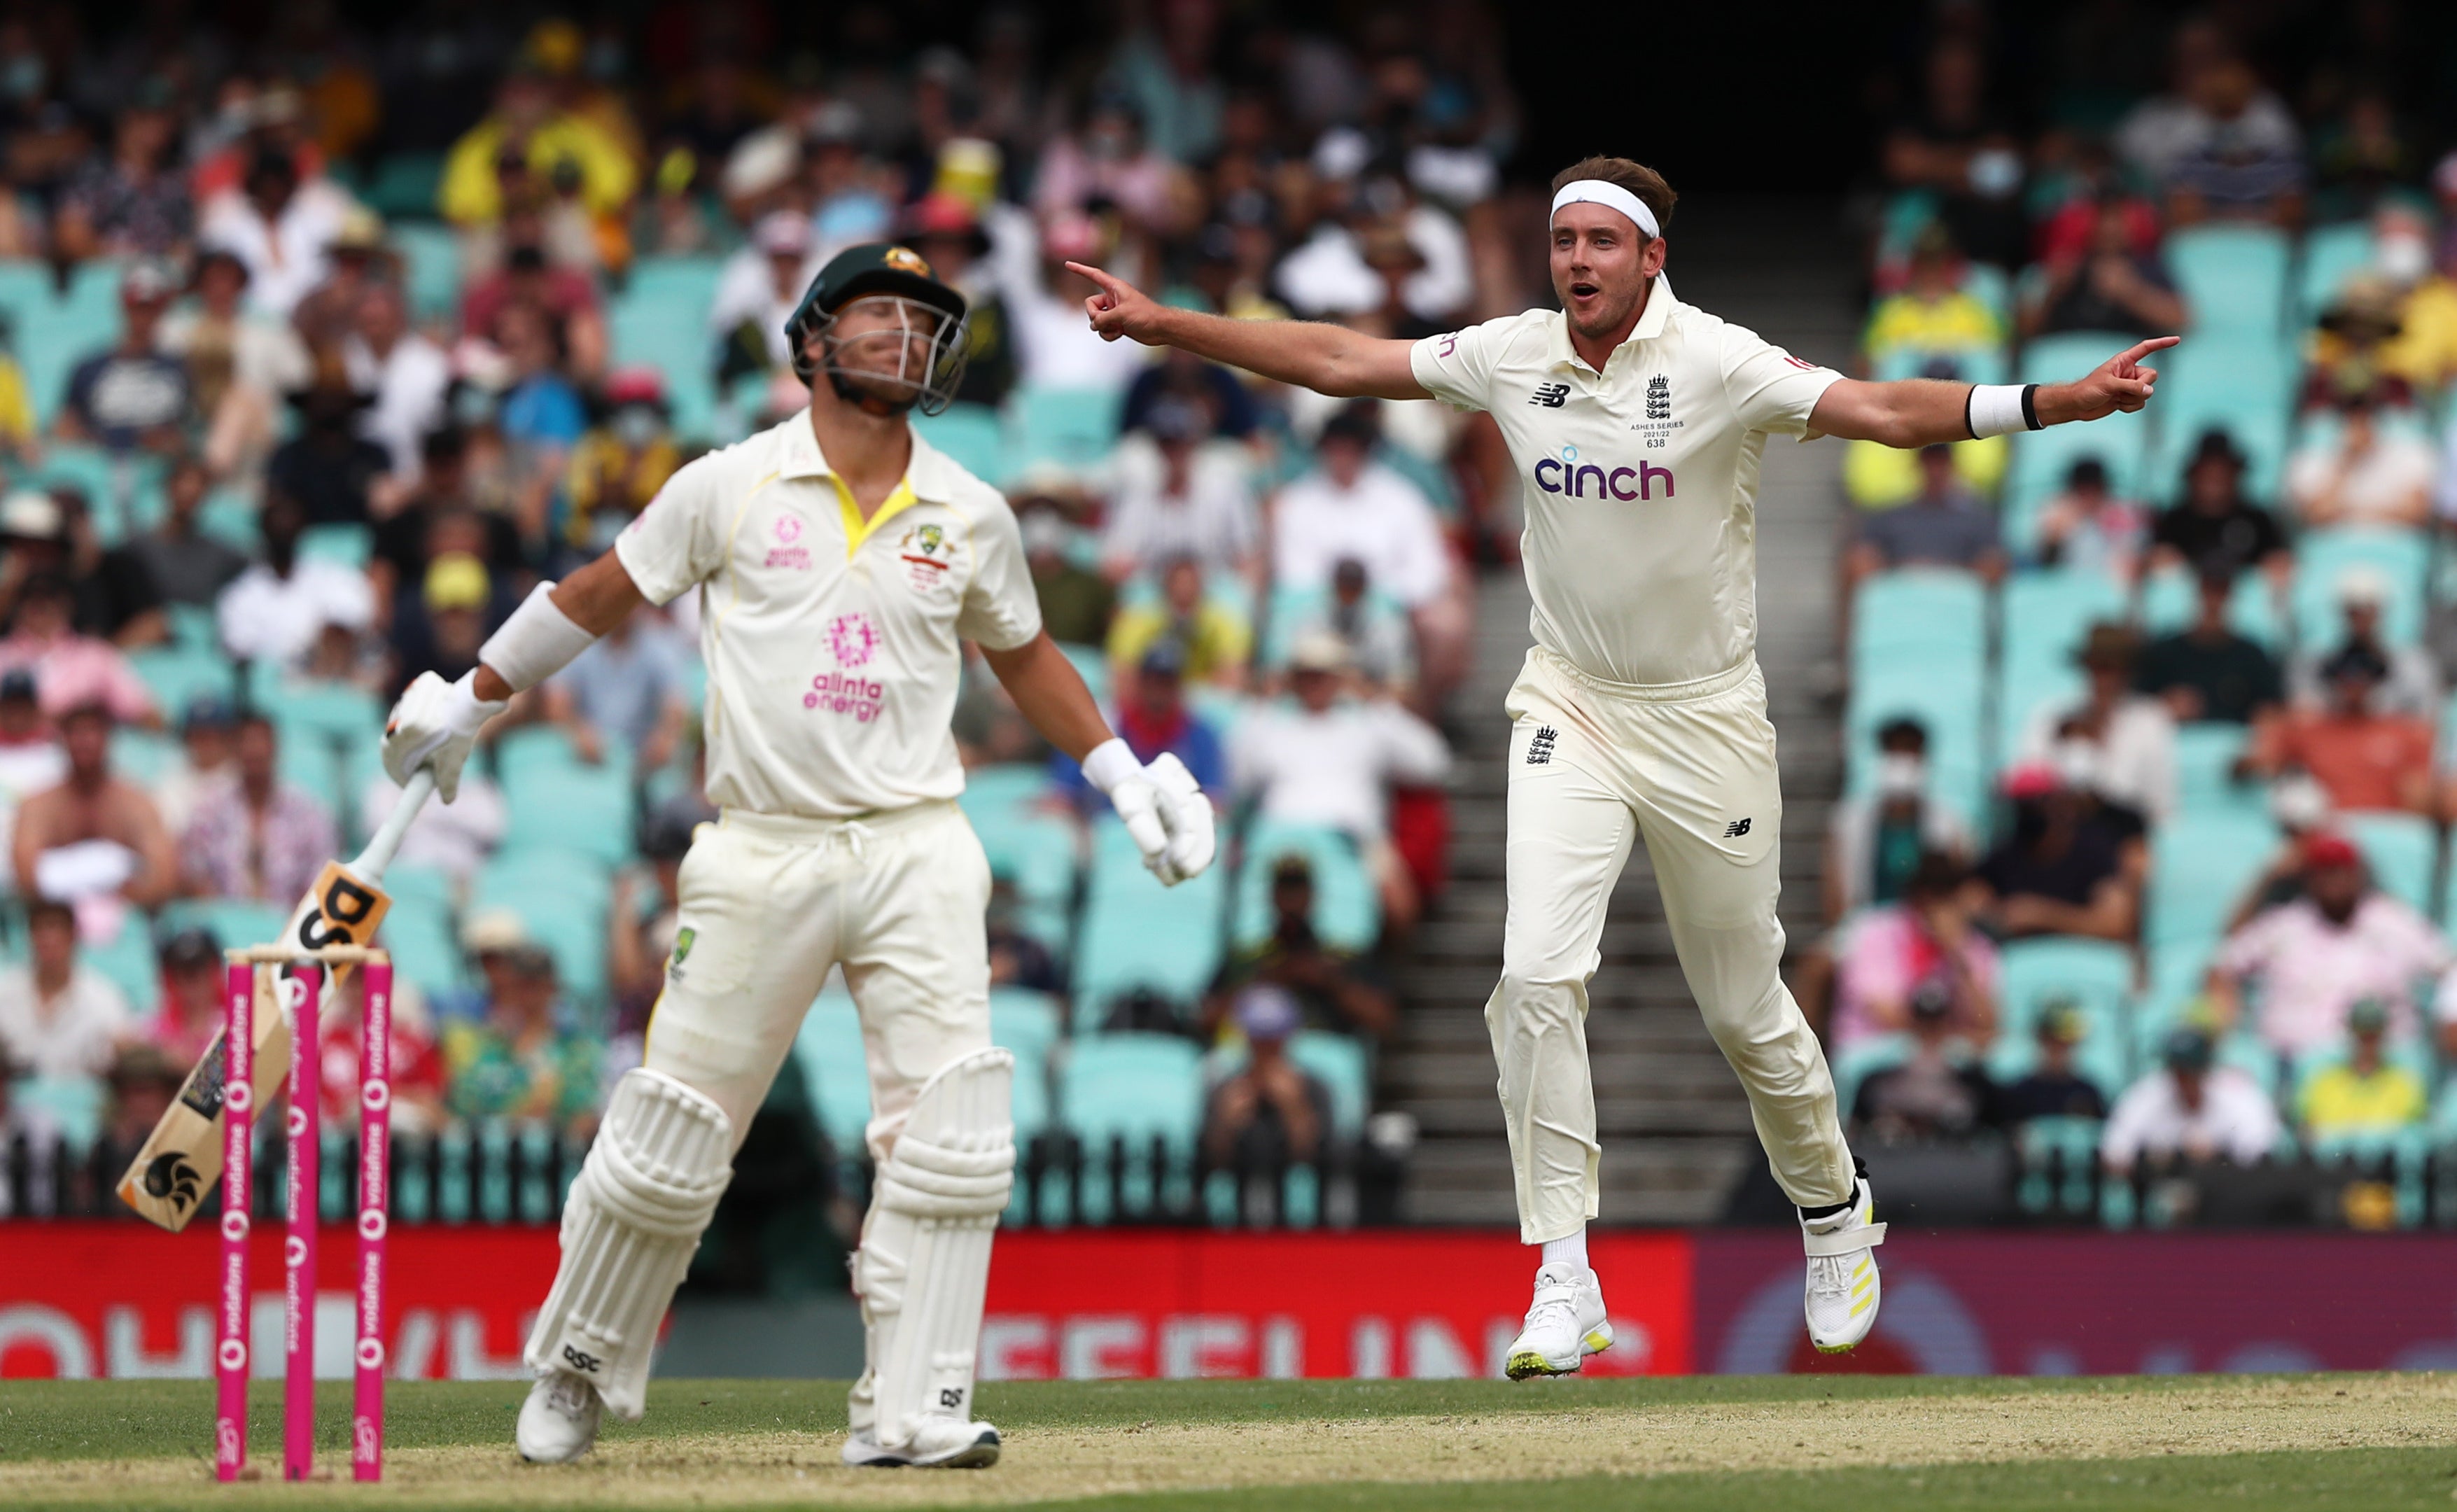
<box><xmin>1533</xmin><ymin>444</ymin><xmax>1673</xmax><ymax>500</ymax></box>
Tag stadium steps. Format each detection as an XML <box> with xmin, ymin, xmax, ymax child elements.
<box><xmin>1385</xmin><ymin>196</ymin><xmax>1852</xmax><ymax>1228</ymax></box>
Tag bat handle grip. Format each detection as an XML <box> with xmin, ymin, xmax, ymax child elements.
<box><xmin>350</xmin><ymin>768</ymin><xmax>435</xmax><ymax>883</ymax></box>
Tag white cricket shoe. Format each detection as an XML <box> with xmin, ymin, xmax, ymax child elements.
<box><xmin>1503</xmin><ymin>1261</ymin><xmax>1613</xmax><ymax>1380</ymax></box>
<box><xmin>841</xmin><ymin>1415</ymin><xmax>1002</xmax><ymax>1469</ymax></box>
<box><xmin>1800</xmin><ymin>1177</ymin><xmax>1886</xmax><ymax>1353</ymax></box>
<box><xmin>516</xmin><ymin>1371</ymin><xmax>603</xmax><ymax>1463</ymax></box>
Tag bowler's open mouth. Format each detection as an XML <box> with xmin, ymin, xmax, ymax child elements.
<box><xmin>1569</xmin><ymin>281</ymin><xmax>1599</xmax><ymax>298</ymax></box>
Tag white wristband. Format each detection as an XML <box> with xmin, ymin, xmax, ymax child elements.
<box><xmin>477</xmin><ymin>582</ymin><xmax>598</xmax><ymax>693</ymax></box>
<box><xmin>1080</xmin><ymin>737</ymin><xmax>1141</xmax><ymax>795</ymax></box>
<box><xmin>1966</xmin><ymin>383</ymin><xmax>2040</xmax><ymax>439</ymax></box>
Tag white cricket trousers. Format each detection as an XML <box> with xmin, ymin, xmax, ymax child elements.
<box><xmin>641</xmin><ymin>800</ymin><xmax>993</xmax><ymax>1161</ymax></box>
<box><xmin>1490</xmin><ymin>649</ymin><xmax>1854</xmax><ymax>1242</ymax></box>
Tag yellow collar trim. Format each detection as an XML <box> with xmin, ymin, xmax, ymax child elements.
<box><xmin>831</xmin><ymin>475</ymin><xmax>922</xmax><ymax>559</ymax></box>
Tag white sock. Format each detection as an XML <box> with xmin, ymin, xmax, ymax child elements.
<box><xmin>1539</xmin><ymin>1229</ymin><xmax>1588</xmax><ymax>1270</ymax></box>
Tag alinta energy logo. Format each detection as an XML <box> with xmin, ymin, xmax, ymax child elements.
<box><xmin>1532</xmin><ymin>443</ymin><xmax>1674</xmax><ymax>501</ymax></box>
<box><xmin>811</xmin><ymin>611</ymin><xmax>886</xmax><ymax>722</ymax></box>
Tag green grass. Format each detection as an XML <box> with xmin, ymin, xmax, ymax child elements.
<box><xmin>1</xmin><ymin>1376</ymin><xmax>2450</xmax><ymax>1511</ymax></box>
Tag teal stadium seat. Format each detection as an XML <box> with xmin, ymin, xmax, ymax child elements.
<box><xmin>610</xmin><ymin>256</ymin><xmax>726</xmax><ymax>440</ymax></box>
<box><xmin>2143</xmin><ymin>334</ymin><xmax>2294</xmax><ymax>505</ymax></box>
<box><xmin>2136</xmin><ymin>562</ymin><xmax>2285</xmax><ymax>650</ymax></box>
<box><xmin>1006</xmin><ymin>385</ymin><xmax>1124</xmax><ymax>475</ymax></box>
<box><xmin>1996</xmin><ymin>937</ymin><xmax>2134</xmax><ymax>1037</ymax></box>
<box><xmin>2292</xmin><ymin>527</ymin><xmax>2429</xmax><ymax>648</ymax></box>
<box><xmin>362</xmin><ymin>154</ymin><xmax>444</xmax><ymax>220</ymax></box>
<box><xmin>128</xmin><ymin>644</ymin><xmax>238</xmax><ymax>715</ymax></box>
<box><xmin>390</xmin><ymin>220</ymin><xmax>462</xmax><ymax>321</ymax></box>
<box><xmin>2003</xmin><ymin>332</ymin><xmax>2152</xmax><ymax>527</ymax></box>
<box><xmin>372</xmin><ymin>863</ymin><xmax>467</xmax><ymax>1003</ymax></box>
<box><xmin>1070</xmin><ymin>815</ymin><xmax>1227</xmax><ymax>1026</ymax></box>
<box><xmin>107</xmin><ymin>727</ymin><xmax>179</xmax><ymax>788</ymax></box>
<box><xmin>1830</xmin><ymin>1032</ymin><xmax>1912</xmax><ymax>1118</ymax></box>
<box><xmin>1059</xmin><ymin>1032</ymin><xmax>1203</xmax><ymax>1223</ymax></box>
<box><xmin>79</xmin><ymin>918</ymin><xmax>158</xmax><ymax>1016</ymax></box>
<box><xmin>158</xmin><ymin>898</ymin><xmax>288</xmax><ymax>953</ymax></box>
<box><xmin>198</xmin><ymin>486</ymin><xmax>262</xmax><ymax>554</ymax></box>
<box><xmin>496</xmin><ymin>730</ymin><xmax>638</xmax><ymax>869</ymax></box>
<box><xmin>2171</xmin><ymin>723</ymin><xmax>2263</xmax><ymax>820</ymax></box>
<box><xmin>2163</xmin><ymin>225</ymin><xmax>2289</xmax><ymax>340</ymax></box>
<box><xmin>969</xmin><ymin>804</ymin><xmax>1077</xmax><ymax>960</ymax></box>
<box><xmin>470</xmin><ymin>846</ymin><xmax>613</xmax><ymax>1008</ymax></box>
<box><xmin>2148</xmin><ymin>812</ymin><xmax>2280</xmax><ymax>951</ymax></box>
<box><xmin>912</xmin><ymin>402</ymin><xmax>1007</xmax><ymax>483</ymax></box>
<box><xmin>2295</xmin><ymin>222</ymin><xmax>2376</xmax><ymax>326</ymax></box>
<box><xmin>2342</xmin><ymin>811</ymin><xmax>2437</xmax><ymax>915</ymax></box>
<box><xmin>298</xmin><ymin>522</ymin><xmax>374</xmax><ymax>569</ymax></box>
<box><xmin>792</xmin><ymin>988</ymin><xmax>873</xmax><ymax>1168</ymax></box>
<box><xmin>1234</xmin><ymin>818</ymin><xmax>1378</xmax><ymax>951</ymax></box>
<box><xmin>1995</xmin><ymin>569</ymin><xmax>2126</xmax><ymax>756</ymax></box>
<box><xmin>959</xmin><ymin>762</ymin><xmax>1054</xmax><ymax>825</ymax></box>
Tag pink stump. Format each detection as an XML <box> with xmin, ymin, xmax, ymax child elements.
<box><xmin>353</xmin><ymin>962</ymin><xmax>391</xmax><ymax>1482</ymax></box>
<box><xmin>214</xmin><ymin>961</ymin><xmax>254</xmax><ymax>1483</ymax></box>
<box><xmin>283</xmin><ymin>965</ymin><xmax>322</xmax><ymax>1482</ymax></box>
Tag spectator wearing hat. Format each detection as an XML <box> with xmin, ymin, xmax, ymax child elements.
<box><xmin>388</xmin><ymin>550</ymin><xmax>497</xmax><ymax>698</ymax></box>
<box><xmin>175</xmin><ymin>710</ymin><xmax>335</xmax><ymax>904</ymax></box>
<box><xmin>1231</xmin><ymin>632</ymin><xmax>1448</xmax><ymax>932</ymax></box>
<box><xmin>2297</xmin><ymin>997</ymin><xmax>2426</xmax><ymax>1142</ymax></box>
<box><xmin>2100</xmin><ymin>1023</ymin><xmax>2281</xmax><ymax>1176</ymax></box>
<box><xmin>1849</xmin><ymin>979</ymin><xmax>1995</xmax><ymax>1145</ymax></box>
<box><xmin>2286</xmin><ymin>390</ymin><xmax>2432</xmax><ymax>528</ymax></box>
<box><xmin>710</xmin><ymin>209</ymin><xmax>825</xmax><ymax>380</ymax></box>
<box><xmin>342</xmin><ymin>279</ymin><xmax>451</xmax><ymax>491</ymax></box>
<box><xmin>2284</xmin><ymin>566</ymin><xmax>2438</xmax><ymax>718</ymax></box>
<box><xmin>1205</xmin><ymin>853</ymin><xmax>1398</xmax><ymax>1043</ymax></box>
<box><xmin>2220</xmin><ymin>774</ymin><xmax>2337</xmax><ymax>932</ymax></box>
<box><xmin>2242</xmin><ymin>642</ymin><xmax>2436</xmax><ymax>816</ymax></box>
<box><xmin>545</xmin><ymin>605</ymin><xmax>690</xmax><ymax>770</ymax></box>
<box><xmin>0</xmin><ymin>898</ymin><xmax>132</xmax><ymax>1097</ymax></box>
<box><xmin>13</xmin><ymin>704</ymin><xmax>175</xmax><ymax>918</ymax></box>
<box><xmin>561</xmin><ymin>368</ymin><xmax>682</xmax><ymax>557</ymax></box>
<box><xmin>1100</xmin><ymin>396</ymin><xmax>1262</xmax><ymax>586</ymax></box>
<box><xmin>1013</xmin><ymin>480</ymin><xmax>1116</xmax><ymax>648</ymax></box>
<box><xmin>904</xmin><ymin>191</ymin><xmax>1015</xmax><ymax>408</ymax></box>
<box><xmin>1844</xmin><ymin>442</ymin><xmax>2006</xmax><ymax>591</ymax></box>
<box><xmin>1973</xmin><ymin>760</ymin><xmax>2144</xmax><ymax>944</ymax></box>
<box><xmin>54</xmin><ymin>262</ymin><xmax>190</xmax><ymax>454</ymax></box>
<box><xmin>141</xmin><ymin>925</ymin><xmax>225</xmax><ymax>1066</ymax></box>
<box><xmin>2031</xmin><ymin>457</ymin><xmax>2149</xmax><ymax>583</ymax></box>
<box><xmin>97</xmin><ymin>1040</ymin><xmax>185</xmax><ymax>1158</ymax></box>
<box><xmin>155</xmin><ymin>247</ymin><xmax>311</xmax><ymax>476</ymax></box>
<box><xmin>149</xmin><ymin>696</ymin><xmax>234</xmax><ymax>844</ymax></box>
<box><xmin>1823</xmin><ymin>719</ymin><xmax>1973</xmax><ymax>923</ymax></box>
<box><xmin>289</xmin><ymin>206</ymin><xmax>398</xmax><ymax>356</ymax></box>
<box><xmin>442</xmin><ymin>941</ymin><xmax>600</xmax><ymax>1136</ymax></box>
<box><xmin>2209</xmin><ymin>830</ymin><xmax>2451</xmax><ymax>1059</ymax></box>
<box><xmin>1992</xmin><ymin>1000</ymin><xmax>2110</xmax><ymax>1128</ymax></box>
<box><xmin>1052</xmin><ymin>637</ymin><xmax>1226</xmax><ymax>804</ymax></box>
<box><xmin>2133</xmin><ymin>563</ymin><xmax>2284</xmax><ymax>727</ymax></box>
<box><xmin>1105</xmin><ymin>554</ymin><xmax>1250</xmax><ymax>692</ymax></box>
<box><xmin>1267</xmin><ymin>556</ymin><xmax>1417</xmax><ymax>702</ymax></box>
<box><xmin>1271</xmin><ymin>401</ymin><xmax>1457</xmax><ymax>658</ymax></box>
<box><xmin>2148</xmin><ymin>431</ymin><xmax>2290</xmax><ymax>582</ymax></box>
<box><xmin>265</xmin><ymin>354</ymin><xmax>393</xmax><ymax>529</ymax></box>
<box><xmin>127</xmin><ymin>458</ymin><xmax>248</xmax><ymax>612</ymax></box>
<box><xmin>1829</xmin><ymin>851</ymin><xmax>1998</xmax><ymax>1053</ymax></box>
<box><xmin>197</xmin><ymin>146</ymin><xmax>358</xmax><ymax>320</ymax></box>
<box><xmin>215</xmin><ymin>490</ymin><xmax>377</xmax><ymax>671</ymax></box>
<box><xmin>2019</xmin><ymin>623</ymin><xmax>2178</xmax><ymax>823</ymax></box>
<box><xmin>1199</xmin><ymin>983</ymin><xmax>1334</xmax><ymax>1173</ymax></box>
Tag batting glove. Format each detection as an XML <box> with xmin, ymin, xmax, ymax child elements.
<box><xmin>1083</xmin><ymin>739</ymin><xmax>1216</xmax><ymax>887</ymax></box>
<box><xmin>382</xmin><ymin>670</ymin><xmax>506</xmax><ymax>803</ymax></box>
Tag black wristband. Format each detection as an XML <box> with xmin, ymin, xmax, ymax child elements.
<box><xmin>1963</xmin><ymin>384</ymin><xmax>1979</xmax><ymax>441</ymax></box>
<box><xmin>2019</xmin><ymin>383</ymin><xmax>2041</xmax><ymax>430</ymax></box>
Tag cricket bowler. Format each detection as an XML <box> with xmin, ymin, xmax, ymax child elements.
<box><xmin>382</xmin><ymin>243</ymin><xmax>1213</xmax><ymax>1466</ymax></box>
<box><xmin>1070</xmin><ymin>155</ymin><xmax>2170</xmax><ymax>1373</ymax></box>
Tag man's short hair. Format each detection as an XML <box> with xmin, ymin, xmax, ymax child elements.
<box><xmin>1549</xmin><ymin>156</ymin><xmax>1676</xmax><ymax>237</ymax></box>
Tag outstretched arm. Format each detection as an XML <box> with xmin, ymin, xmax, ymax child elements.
<box><xmin>981</xmin><ymin>629</ymin><xmax>1113</xmax><ymax>762</ymax></box>
<box><xmin>1809</xmin><ymin>336</ymin><xmax>2179</xmax><ymax>448</ymax></box>
<box><xmin>1067</xmin><ymin>261</ymin><xmax>1429</xmax><ymax>400</ymax></box>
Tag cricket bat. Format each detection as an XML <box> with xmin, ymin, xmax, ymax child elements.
<box><xmin>115</xmin><ymin>769</ymin><xmax>437</xmax><ymax>1231</ymax></box>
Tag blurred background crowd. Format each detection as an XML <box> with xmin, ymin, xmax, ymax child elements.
<box><xmin>1812</xmin><ymin>0</ymin><xmax>2457</xmax><ymax>1228</ymax></box>
<box><xmin>0</xmin><ymin>0</ymin><xmax>1548</xmax><ymax>1244</ymax></box>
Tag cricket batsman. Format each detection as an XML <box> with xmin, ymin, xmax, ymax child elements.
<box><xmin>1070</xmin><ymin>156</ymin><xmax>2170</xmax><ymax>1373</ymax></box>
<box><xmin>382</xmin><ymin>243</ymin><xmax>1212</xmax><ymax>1466</ymax></box>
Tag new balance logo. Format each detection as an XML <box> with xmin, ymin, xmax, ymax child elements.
<box><xmin>1723</xmin><ymin>818</ymin><xmax>1751</xmax><ymax>838</ymax></box>
<box><xmin>1528</xmin><ymin>382</ymin><xmax>1570</xmax><ymax>408</ymax></box>
<box><xmin>1527</xmin><ymin>726</ymin><xmax>1558</xmax><ymax>765</ymax></box>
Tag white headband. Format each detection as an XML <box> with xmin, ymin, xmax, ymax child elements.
<box><xmin>1550</xmin><ymin>180</ymin><xmax>1660</xmax><ymax>240</ymax></box>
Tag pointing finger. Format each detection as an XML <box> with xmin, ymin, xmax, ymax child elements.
<box><xmin>1063</xmin><ymin>261</ymin><xmax>1126</xmax><ymax>306</ymax></box>
<box><xmin>2114</xmin><ymin>335</ymin><xmax>2182</xmax><ymax>368</ymax></box>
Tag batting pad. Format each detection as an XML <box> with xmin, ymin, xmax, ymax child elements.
<box><xmin>858</xmin><ymin>1047</ymin><xmax>1015</xmax><ymax>1449</ymax></box>
<box><xmin>524</xmin><ymin>1068</ymin><xmax>733</xmax><ymax>1419</ymax></box>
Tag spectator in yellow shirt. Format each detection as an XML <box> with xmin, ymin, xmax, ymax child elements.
<box><xmin>439</xmin><ymin>71</ymin><xmax>637</xmax><ymax>229</ymax></box>
<box><xmin>0</xmin><ymin>318</ymin><xmax>36</xmax><ymax>463</ymax></box>
<box><xmin>1862</xmin><ymin>228</ymin><xmax>2005</xmax><ymax>372</ymax></box>
<box><xmin>2298</xmin><ymin>996</ymin><xmax>2427</xmax><ymax>1140</ymax></box>
<box><xmin>1107</xmin><ymin>554</ymin><xmax>1250</xmax><ymax>692</ymax></box>
<box><xmin>562</xmin><ymin>367</ymin><xmax>682</xmax><ymax>556</ymax></box>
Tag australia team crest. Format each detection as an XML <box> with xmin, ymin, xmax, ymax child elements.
<box><xmin>897</xmin><ymin>521</ymin><xmax>955</xmax><ymax>593</ymax></box>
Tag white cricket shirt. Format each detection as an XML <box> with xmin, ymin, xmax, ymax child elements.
<box><xmin>1411</xmin><ymin>276</ymin><xmax>1842</xmax><ymax>689</ymax></box>
<box><xmin>616</xmin><ymin>412</ymin><xmax>1042</xmax><ymax>819</ymax></box>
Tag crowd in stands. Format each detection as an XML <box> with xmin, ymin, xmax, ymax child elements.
<box><xmin>0</xmin><ymin>1</ymin><xmax>1541</xmax><ymax>1221</ymax></box>
<box><xmin>1811</xmin><ymin>4</ymin><xmax>2457</xmax><ymax>1226</ymax></box>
